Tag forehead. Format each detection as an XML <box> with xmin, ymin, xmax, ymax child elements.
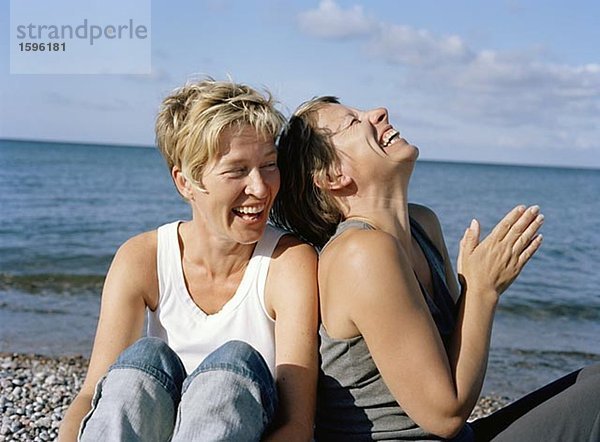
<box><xmin>316</xmin><ymin>103</ymin><xmax>356</xmax><ymax>132</ymax></box>
<box><xmin>216</xmin><ymin>124</ymin><xmax>276</xmax><ymax>161</ymax></box>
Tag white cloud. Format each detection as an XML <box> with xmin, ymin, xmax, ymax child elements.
<box><xmin>369</xmin><ymin>25</ymin><xmax>473</xmax><ymax>67</ymax></box>
<box><xmin>423</xmin><ymin>51</ymin><xmax>600</xmax><ymax>134</ymax></box>
<box><xmin>298</xmin><ymin>0</ymin><xmax>377</xmax><ymax>39</ymax></box>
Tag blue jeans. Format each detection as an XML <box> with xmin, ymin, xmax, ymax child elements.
<box><xmin>79</xmin><ymin>337</ymin><xmax>278</xmax><ymax>441</ymax></box>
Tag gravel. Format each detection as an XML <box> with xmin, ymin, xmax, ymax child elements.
<box><xmin>0</xmin><ymin>352</ymin><xmax>510</xmax><ymax>441</ymax></box>
<box><xmin>0</xmin><ymin>353</ymin><xmax>85</xmax><ymax>441</ymax></box>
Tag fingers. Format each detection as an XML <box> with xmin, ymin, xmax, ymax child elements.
<box><xmin>512</xmin><ymin>213</ymin><xmax>544</xmax><ymax>255</ymax></box>
<box><xmin>518</xmin><ymin>234</ymin><xmax>543</xmax><ymax>267</ymax></box>
<box><xmin>459</xmin><ymin>219</ymin><xmax>480</xmax><ymax>252</ymax></box>
<box><xmin>512</xmin><ymin>206</ymin><xmax>544</xmax><ymax>269</ymax></box>
<box><xmin>469</xmin><ymin>218</ymin><xmax>481</xmax><ymax>245</ymax></box>
<box><xmin>490</xmin><ymin>205</ymin><xmax>526</xmax><ymax>241</ymax></box>
<box><xmin>458</xmin><ymin>219</ymin><xmax>480</xmax><ymax>274</ymax></box>
<box><xmin>507</xmin><ymin>205</ymin><xmax>541</xmax><ymax>238</ymax></box>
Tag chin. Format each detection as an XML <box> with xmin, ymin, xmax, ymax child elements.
<box><xmin>230</xmin><ymin>223</ymin><xmax>268</xmax><ymax>245</ymax></box>
<box><xmin>410</xmin><ymin>146</ymin><xmax>420</xmax><ymax>163</ymax></box>
<box><xmin>389</xmin><ymin>144</ymin><xmax>419</xmax><ymax>165</ymax></box>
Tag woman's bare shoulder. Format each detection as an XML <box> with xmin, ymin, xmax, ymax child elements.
<box><xmin>116</xmin><ymin>230</ymin><xmax>158</xmax><ymax>266</ymax></box>
<box><xmin>107</xmin><ymin>230</ymin><xmax>159</xmax><ymax>306</ymax></box>
<box><xmin>324</xmin><ymin>225</ymin><xmax>401</xmax><ymax>258</ymax></box>
<box><xmin>321</xmin><ymin>228</ymin><xmax>412</xmax><ymax>287</ymax></box>
<box><xmin>271</xmin><ymin>232</ymin><xmax>317</xmax><ymax>266</ymax></box>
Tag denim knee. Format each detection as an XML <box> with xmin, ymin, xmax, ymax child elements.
<box><xmin>112</xmin><ymin>337</ymin><xmax>186</xmax><ymax>404</ymax></box>
<box><xmin>202</xmin><ymin>341</ymin><xmax>272</xmax><ymax>383</ymax></box>
<box><xmin>185</xmin><ymin>340</ymin><xmax>277</xmax><ymax>413</ymax></box>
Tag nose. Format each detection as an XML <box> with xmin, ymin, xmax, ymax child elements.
<box><xmin>245</xmin><ymin>169</ymin><xmax>268</xmax><ymax>199</ymax></box>
<box><xmin>367</xmin><ymin>107</ymin><xmax>389</xmax><ymax>125</ymax></box>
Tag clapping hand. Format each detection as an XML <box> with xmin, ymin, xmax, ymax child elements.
<box><xmin>457</xmin><ymin>205</ymin><xmax>544</xmax><ymax>303</ymax></box>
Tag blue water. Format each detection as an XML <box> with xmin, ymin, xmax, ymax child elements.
<box><xmin>1</xmin><ymin>139</ymin><xmax>599</xmax><ymax>398</ymax></box>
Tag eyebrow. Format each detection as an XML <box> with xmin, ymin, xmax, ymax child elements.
<box><xmin>218</xmin><ymin>149</ymin><xmax>277</xmax><ymax>167</ymax></box>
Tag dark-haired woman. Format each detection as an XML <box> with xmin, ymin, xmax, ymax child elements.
<box><xmin>271</xmin><ymin>96</ymin><xmax>600</xmax><ymax>441</ymax></box>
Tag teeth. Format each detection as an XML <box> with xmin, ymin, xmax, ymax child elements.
<box><xmin>233</xmin><ymin>205</ymin><xmax>265</xmax><ymax>214</ymax></box>
<box><xmin>382</xmin><ymin>129</ymin><xmax>400</xmax><ymax>147</ymax></box>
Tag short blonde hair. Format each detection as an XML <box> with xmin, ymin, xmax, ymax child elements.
<box><xmin>271</xmin><ymin>96</ymin><xmax>344</xmax><ymax>248</ymax></box>
<box><xmin>155</xmin><ymin>78</ymin><xmax>285</xmax><ymax>187</ymax></box>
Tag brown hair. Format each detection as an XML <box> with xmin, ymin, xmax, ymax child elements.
<box><xmin>270</xmin><ymin>96</ymin><xmax>344</xmax><ymax>248</ymax></box>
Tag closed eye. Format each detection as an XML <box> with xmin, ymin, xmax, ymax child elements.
<box><xmin>261</xmin><ymin>162</ymin><xmax>278</xmax><ymax>171</ymax></box>
<box><xmin>224</xmin><ymin>168</ymin><xmax>247</xmax><ymax>178</ymax></box>
<box><xmin>342</xmin><ymin>118</ymin><xmax>360</xmax><ymax>132</ymax></box>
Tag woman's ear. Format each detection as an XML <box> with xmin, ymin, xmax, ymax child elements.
<box><xmin>172</xmin><ymin>166</ymin><xmax>195</xmax><ymax>200</ymax></box>
<box><xmin>313</xmin><ymin>169</ymin><xmax>352</xmax><ymax>191</ymax></box>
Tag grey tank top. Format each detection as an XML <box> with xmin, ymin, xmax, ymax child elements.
<box><xmin>315</xmin><ymin>219</ymin><xmax>460</xmax><ymax>441</ymax></box>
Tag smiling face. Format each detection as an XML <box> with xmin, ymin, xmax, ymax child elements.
<box><xmin>189</xmin><ymin>124</ymin><xmax>280</xmax><ymax>245</ymax></box>
<box><xmin>315</xmin><ymin>103</ymin><xmax>419</xmax><ymax>181</ymax></box>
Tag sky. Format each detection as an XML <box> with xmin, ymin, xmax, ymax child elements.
<box><xmin>1</xmin><ymin>0</ymin><xmax>599</xmax><ymax>168</ymax></box>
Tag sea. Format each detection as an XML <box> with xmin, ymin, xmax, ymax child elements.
<box><xmin>1</xmin><ymin>139</ymin><xmax>599</xmax><ymax>399</ymax></box>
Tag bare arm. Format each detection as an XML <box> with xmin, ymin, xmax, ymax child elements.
<box><xmin>330</xmin><ymin>205</ymin><xmax>543</xmax><ymax>438</ymax></box>
<box><xmin>58</xmin><ymin>233</ymin><xmax>157</xmax><ymax>441</ymax></box>
<box><xmin>408</xmin><ymin>204</ymin><xmax>544</xmax><ymax>420</ymax></box>
<box><xmin>263</xmin><ymin>237</ymin><xmax>319</xmax><ymax>441</ymax></box>
<box><xmin>447</xmin><ymin>205</ymin><xmax>544</xmax><ymax>424</ymax></box>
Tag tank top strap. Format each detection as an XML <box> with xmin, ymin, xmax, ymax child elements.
<box><xmin>254</xmin><ymin>223</ymin><xmax>288</xmax><ymax>260</ymax></box>
<box><xmin>156</xmin><ymin>221</ymin><xmax>184</xmax><ymax>300</ymax></box>
<box><xmin>320</xmin><ymin>219</ymin><xmax>376</xmax><ymax>254</ymax></box>
<box><xmin>409</xmin><ymin>217</ymin><xmax>458</xmax><ymax>344</ymax></box>
<box><xmin>409</xmin><ymin>218</ymin><xmax>446</xmax><ymax>278</ymax></box>
<box><xmin>251</xmin><ymin>224</ymin><xmax>287</xmax><ymax>315</ymax></box>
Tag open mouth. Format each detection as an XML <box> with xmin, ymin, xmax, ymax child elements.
<box><xmin>232</xmin><ymin>204</ymin><xmax>266</xmax><ymax>222</ymax></box>
<box><xmin>381</xmin><ymin>128</ymin><xmax>401</xmax><ymax>149</ymax></box>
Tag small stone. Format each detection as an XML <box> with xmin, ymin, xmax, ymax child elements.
<box><xmin>44</xmin><ymin>375</ymin><xmax>56</xmax><ymax>385</ymax></box>
<box><xmin>40</xmin><ymin>416</ymin><xmax>51</xmax><ymax>425</ymax></box>
<box><xmin>1</xmin><ymin>361</ymin><xmax>16</xmax><ymax>370</ymax></box>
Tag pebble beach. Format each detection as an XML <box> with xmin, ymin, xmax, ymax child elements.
<box><xmin>1</xmin><ymin>353</ymin><xmax>85</xmax><ymax>441</ymax></box>
<box><xmin>0</xmin><ymin>352</ymin><xmax>511</xmax><ymax>442</ymax></box>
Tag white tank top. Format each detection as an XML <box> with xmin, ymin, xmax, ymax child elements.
<box><xmin>147</xmin><ymin>221</ymin><xmax>286</xmax><ymax>376</ymax></box>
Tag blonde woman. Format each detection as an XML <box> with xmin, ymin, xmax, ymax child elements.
<box><xmin>59</xmin><ymin>80</ymin><xmax>318</xmax><ymax>441</ymax></box>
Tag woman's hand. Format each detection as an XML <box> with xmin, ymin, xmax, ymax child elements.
<box><xmin>457</xmin><ymin>205</ymin><xmax>544</xmax><ymax>303</ymax></box>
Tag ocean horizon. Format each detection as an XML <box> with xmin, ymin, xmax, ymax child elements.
<box><xmin>1</xmin><ymin>138</ymin><xmax>599</xmax><ymax>399</ymax></box>
<box><xmin>3</xmin><ymin>137</ymin><xmax>599</xmax><ymax>172</ymax></box>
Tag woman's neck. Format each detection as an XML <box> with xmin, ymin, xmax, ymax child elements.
<box><xmin>179</xmin><ymin>219</ymin><xmax>256</xmax><ymax>281</ymax></box>
<box><xmin>343</xmin><ymin>173</ymin><xmax>413</xmax><ymax>258</ymax></box>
